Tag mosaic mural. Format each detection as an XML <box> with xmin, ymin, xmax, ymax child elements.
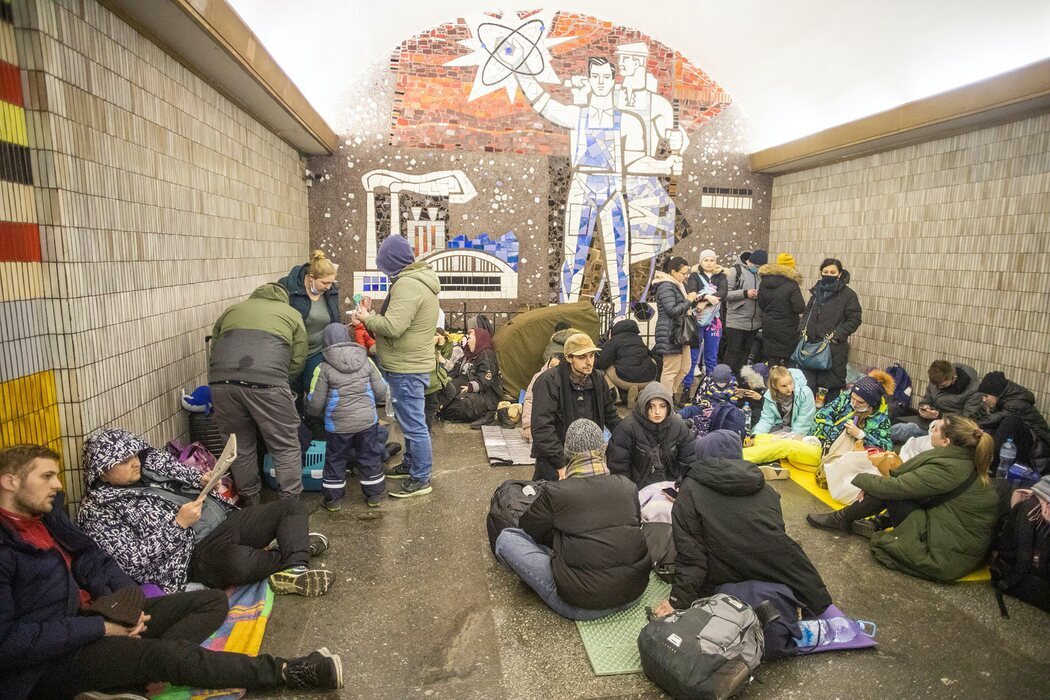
<box><xmin>308</xmin><ymin>8</ymin><xmax>772</xmax><ymax>314</ymax></box>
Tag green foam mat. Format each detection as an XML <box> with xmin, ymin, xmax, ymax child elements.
<box><xmin>575</xmin><ymin>573</ymin><xmax>671</xmax><ymax>676</ymax></box>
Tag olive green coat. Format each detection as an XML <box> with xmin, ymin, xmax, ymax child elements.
<box><xmin>364</xmin><ymin>262</ymin><xmax>441</xmax><ymax>375</ymax></box>
<box><xmin>852</xmin><ymin>446</ymin><xmax>998</xmax><ymax>582</ymax></box>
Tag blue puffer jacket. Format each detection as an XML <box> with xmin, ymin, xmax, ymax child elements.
<box><xmin>77</xmin><ymin>429</ymin><xmax>235</xmax><ymax>592</ymax></box>
<box><xmin>753</xmin><ymin>368</ymin><xmax>817</xmax><ymax>436</ymax></box>
<box><xmin>1</xmin><ymin>492</ymin><xmax>136</xmax><ymax>700</ymax></box>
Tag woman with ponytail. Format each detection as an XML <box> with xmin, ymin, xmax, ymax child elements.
<box><xmin>807</xmin><ymin>413</ymin><xmax>999</xmax><ymax>582</ymax></box>
<box><xmin>280</xmin><ymin>250</ymin><xmax>341</xmax><ymax>398</ymax></box>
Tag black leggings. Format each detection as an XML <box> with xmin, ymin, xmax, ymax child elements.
<box><xmin>31</xmin><ymin>589</ymin><xmax>285</xmax><ymax>699</ymax></box>
<box><xmin>189</xmin><ymin>498</ymin><xmax>311</xmax><ymax>588</ymax></box>
<box><xmin>839</xmin><ymin>495</ymin><xmax>919</xmax><ymax>526</ymax></box>
<box><xmin>991</xmin><ymin>414</ymin><xmax>1036</xmax><ymax>469</ymax></box>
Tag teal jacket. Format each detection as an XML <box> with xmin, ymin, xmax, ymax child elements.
<box><xmin>753</xmin><ymin>368</ymin><xmax>816</xmax><ymax>435</ymax></box>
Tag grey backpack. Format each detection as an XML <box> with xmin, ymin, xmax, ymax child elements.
<box><xmin>638</xmin><ymin>593</ymin><xmax>774</xmax><ymax>700</ymax></box>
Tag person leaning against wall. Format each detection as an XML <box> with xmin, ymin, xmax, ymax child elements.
<box><xmin>798</xmin><ymin>258</ymin><xmax>862</xmax><ymax>402</ymax></box>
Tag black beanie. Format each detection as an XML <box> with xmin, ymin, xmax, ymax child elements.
<box><xmin>977</xmin><ymin>371</ymin><xmax>1008</xmax><ymax>397</ymax></box>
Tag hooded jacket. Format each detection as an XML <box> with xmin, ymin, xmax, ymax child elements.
<box><xmin>529</xmin><ymin>362</ymin><xmax>620</xmax><ymax>469</ymax></box>
<box><xmin>76</xmin><ymin>430</ymin><xmax>235</xmax><ymax>593</ymax></box>
<box><xmin>543</xmin><ymin>327</ymin><xmax>581</xmax><ymax>362</ymax></box>
<box><xmin>209</xmin><ymin>283</ymin><xmax>308</xmax><ymax>386</ymax></box>
<box><xmin>724</xmin><ymin>263</ymin><xmax>762</xmax><ymax>331</ymax></box>
<box><xmin>753</xmin><ymin>368</ymin><xmax>817</xmax><ymax>435</ymax></box>
<box><xmin>364</xmin><ymin>261</ymin><xmax>442</xmax><ymax>374</ymax></box>
<box><xmin>607</xmin><ymin>383</ymin><xmax>696</xmax><ymax>488</ymax></box>
<box><xmin>853</xmin><ymin>446</ymin><xmax>999</xmax><ymax>582</ymax></box>
<box><xmin>920</xmin><ymin>363</ymin><xmax>982</xmax><ymax>419</ymax></box>
<box><xmin>307</xmin><ymin>325</ymin><xmax>387</xmax><ymax>435</ymax></box>
<box><xmin>279</xmin><ymin>263</ymin><xmax>341</xmax><ymax>330</ymax></box>
<box><xmin>595</xmin><ymin>319</ymin><xmax>657</xmax><ymax>383</ymax></box>
<box><xmin>976</xmin><ymin>379</ymin><xmax>1050</xmax><ymax>447</ymax></box>
<box><xmin>519</xmin><ymin>461</ymin><xmax>650</xmax><ymax>610</ymax></box>
<box><xmin>1</xmin><ymin>492</ymin><xmax>137</xmax><ymax>700</ymax></box>
<box><xmin>813</xmin><ymin>391</ymin><xmax>893</xmax><ymax>451</ymax></box>
<box><xmin>757</xmin><ymin>263</ymin><xmax>805</xmax><ymax>358</ymax></box>
<box><xmin>670</xmin><ymin>430</ymin><xmax>832</xmax><ymax>614</ymax></box>
<box><xmin>653</xmin><ymin>271</ymin><xmax>693</xmax><ymax>356</ymax></box>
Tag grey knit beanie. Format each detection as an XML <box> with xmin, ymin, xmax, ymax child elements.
<box><xmin>564</xmin><ymin>419</ymin><xmax>606</xmax><ymax>459</ymax></box>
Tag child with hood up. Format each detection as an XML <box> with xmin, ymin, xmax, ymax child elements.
<box><xmin>308</xmin><ymin>323</ymin><xmax>388</xmax><ymax>510</ymax></box>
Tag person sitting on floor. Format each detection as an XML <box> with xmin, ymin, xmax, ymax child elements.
<box><xmin>425</xmin><ymin>327</ymin><xmax>456</xmax><ymax>429</ymax></box>
<box><xmin>695</xmin><ymin>364</ymin><xmax>738</xmax><ymax>407</ymax></box>
<box><xmin>974</xmin><ymin>371</ymin><xmax>1050</xmax><ymax>472</ymax></box>
<box><xmin>521</xmin><ymin>354</ymin><xmax>561</xmax><ymax>443</ymax></box>
<box><xmin>752</xmin><ymin>366</ymin><xmax>817</xmax><ymax>436</ymax></box>
<box><xmin>493</xmin><ymin>419</ymin><xmax>651</xmax><ymax>620</ymax></box>
<box><xmin>77</xmin><ymin>429</ymin><xmax>333</xmax><ymax>596</ymax></box>
<box><xmin>595</xmin><ymin>318</ymin><xmax>658</xmax><ymax>407</ymax></box>
<box><xmin>308</xmin><ymin>323</ymin><xmax>389</xmax><ymax>511</ymax></box>
<box><xmin>651</xmin><ymin>430</ymin><xmax>833</xmax><ymax>617</ymax></box>
<box><xmin>813</xmin><ymin>370</ymin><xmax>895</xmax><ymax>452</ymax></box>
<box><xmin>736</xmin><ymin>362</ymin><xmax>769</xmax><ymax>416</ymax></box>
<box><xmin>1</xmin><ymin>445</ymin><xmax>342</xmax><ymax>699</ymax></box>
<box><xmin>440</xmin><ymin>327</ymin><xmax>503</xmax><ymax>427</ymax></box>
<box><xmin>891</xmin><ymin>360</ymin><xmax>983</xmax><ymax>442</ymax></box>
<box><xmin>807</xmin><ymin>414</ymin><xmax>999</xmax><ymax>582</ymax></box>
<box><xmin>529</xmin><ymin>333</ymin><xmax>621</xmax><ymax>481</ymax></box>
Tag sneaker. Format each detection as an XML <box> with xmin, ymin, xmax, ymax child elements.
<box><xmin>385</xmin><ymin>462</ymin><xmax>411</xmax><ymax>480</ymax></box>
<box><xmin>308</xmin><ymin>532</ymin><xmax>329</xmax><ymax>556</ymax></box>
<box><xmin>268</xmin><ymin>566</ymin><xmax>333</xmax><ymax>596</ymax></box>
<box><xmin>323</xmin><ymin>498</ymin><xmax>343</xmax><ymax>512</ymax></box>
<box><xmin>759</xmin><ymin>464</ymin><xmax>790</xmax><ymax>480</ymax></box>
<box><xmin>283</xmin><ymin>647</ymin><xmax>344</xmax><ymax>690</ymax></box>
<box><xmin>389</xmin><ymin>478</ymin><xmax>433</xmax><ymax>498</ymax></box>
<box><xmin>366</xmin><ymin>494</ymin><xmax>385</xmax><ymax>508</ymax></box>
<box><xmin>384</xmin><ymin>442</ymin><xmax>403</xmax><ymax>460</ymax></box>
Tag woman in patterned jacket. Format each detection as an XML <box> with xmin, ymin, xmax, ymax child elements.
<box><xmin>77</xmin><ymin>429</ymin><xmax>333</xmax><ymax>596</ymax></box>
<box><xmin>813</xmin><ymin>370</ymin><xmax>895</xmax><ymax>452</ymax></box>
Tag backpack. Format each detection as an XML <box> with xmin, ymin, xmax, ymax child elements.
<box><xmin>486</xmin><ymin>480</ymin><xmax>543</xmax><ymax>555</ymax></box>
<box><xmin>990</xmin><ymin>495</ymin><xmax>1050</xmax><ymax>617</ymax></box>
<box><xmin>708</xmin><ymin>403</ymin><xmax>746</xmax><ymax>438</ymax></box>
<box><xmin>884</xmin><ymin>363</ymin><xmax>913</xmax><ymax>418</ymax></box>
<box><xmin>638</xmin><ymin>593</ymin><xmax>774</xmax><ymax>700</ymax></box>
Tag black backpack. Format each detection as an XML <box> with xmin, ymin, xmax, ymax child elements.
<box><xmin>486</xmin><ymin>480</ymin><xmax>543</xmax><ymax>555</ymax></box>
<box><xmin>990</xmin><ymin>495</ymin><xmax>1050</xmax><ymax>617</ymax></box>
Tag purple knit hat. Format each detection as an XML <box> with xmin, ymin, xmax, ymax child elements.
<box><xmin>851</xmin><ymin>376</ymin><xmax>885</xmax><ymax>408</ymax></box>
<box><xmin>376</xmin><ymin>235</ymin><xmax>416</xmax><ymax>277</ymax></box>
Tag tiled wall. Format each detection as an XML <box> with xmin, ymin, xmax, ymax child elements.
<box><xmin>2</xmin><ymin>0</ymin><xmax>310</xmax><ymax>503</ymax></box>
<box><xmin>769</xmin><ymin>113</ymin><xmax>1050</xmax><ymax>414</ymax></box>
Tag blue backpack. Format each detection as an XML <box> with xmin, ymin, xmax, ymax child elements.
<box><xmin>884</xmin><ymin>363</ymin><xmax>913</xmax><ymax>417</ymax></box>
<box><xmin>708</xmin><ymin>403</ymin><xmax>746</xmax><ymax>438</ymax></box>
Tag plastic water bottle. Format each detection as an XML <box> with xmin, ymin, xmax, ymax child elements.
<box><xmin>997</xmin><ymin>438</ymin><xmax>1016</xmax><ymax>480</ymax></box>
<box><xmin>742</xmin><ymin>404</ymin><xmax>752</xmax><ymax>435</ymax></box>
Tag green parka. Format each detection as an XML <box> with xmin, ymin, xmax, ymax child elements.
<box><xmin>364</xmin><ymin>262</ymin><xmax>441</xmax><ymax>375</ymax></box>
<box><xmin>852</xmin><ymin>445</ymin><xmax>998</xmax><ymax>582</ymax></box>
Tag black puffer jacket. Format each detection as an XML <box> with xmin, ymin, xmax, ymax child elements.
<box><xmin>279</xmin><ymin>263</ymin><xmax>341</xmax><ymax>327</ymax></box>
<box><xmin>520</xmin><ymin>472</ymin><xmax>650</xmax><ymax>610</ymax></box>
<box><xmin>671</xmin><ymin>440</ymin><xmax>832</xmax><ymax>614</ymax></box>
<box><xmin>978</xmin><ymin>379</ymin><xmax>1050</xmax><ymax>447</ymax></box>
<box><xmin>448</xmin><ymin>347</ymin><xmax>503</xmax><ymax>412</ymax></box>
<box><xmin>529</xmin><ymin>363</ymin><xmax>620</xmax><ymax>469</ymax></box>
<box><xmin>608</xmin><ymin>383</ymin><xmax>696</xmax><ymax>488</ymax></box>
<box><xmin>653</xmin><ymin>271</ymin><xmax>693</xmax><ymax>356</ymax></box>
<box><xmin>596</xmin><ymin>319</ymin><xmax>657</xmax><ymax>383</ymax></box>
<box><xmin>757</xmin><ymin>263</ymin><xmax>805</xmax><ymax>359</ymax></box>
<box><xmin>800</xmin><ymin>277</ymin><xmax>862</xmax><ymax>389</ymax></box>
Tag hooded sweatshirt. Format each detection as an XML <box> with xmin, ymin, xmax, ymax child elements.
<box><xmin>364</xmin><ymin>259</ymin><xmax>442</xmax><ymax>375</ymax></box>
<box><xmin>308</xmin><ymin>323</ymin><xmax>388</xmax><ymax>434</ymax></box>
<box><xmin>77</xmin><ymin>429</ymin><xmax>235</xmax><ymax>592</ymax></box>
<box><xmin>209</xmin><ymin>282</ymin><xmax>308</xmax><ymax>386</ymax></box>
<box><xmin>671</xmin><ymin>430</ymin><xmax>832</xmax><ymax>613</ymax></box>
<box><xmin>607</xmin><ymin>382</ymin><xmax>696</xmax><ymax>488</ymax></box>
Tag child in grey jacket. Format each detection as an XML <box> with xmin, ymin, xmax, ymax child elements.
<box><xmin>308</xmin><ymin>323</ymin><xmax>389</xmax><ymax>509</ymax></box>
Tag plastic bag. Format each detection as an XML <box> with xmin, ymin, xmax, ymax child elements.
<box><xmin>823</xmin><ymin>451</ymin><xmax>880</xmax><ymax>503</ymax></box>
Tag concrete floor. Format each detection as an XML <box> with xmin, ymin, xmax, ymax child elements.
<box><xmin>257</xmin><ymin>420</ymin><xmax>1050</xmax><ymax>699</ymax></box>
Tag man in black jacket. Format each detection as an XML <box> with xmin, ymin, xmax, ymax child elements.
<box><xmin>529</xmin><ymin>333</ymin><xmax>621</xmax><ymax>481</ymax></box>
<box><xmin>976</xmin><ymin>371</ymin><xmax>1050</xmax><ymax>471</ymax></box>
<box><xmin>652</xmin><ymin>430</ymin><xmax>832</xmax><ymax>617</ymax></box>
<box><xmin>494</xmin><ymin>420</ymin><xmax>650</xmax><ymax>620</ymax></box>
<box><xmin>596</xmin><ymin>319</ymin><xmax>658</xmax><ymax>405</ymax></box>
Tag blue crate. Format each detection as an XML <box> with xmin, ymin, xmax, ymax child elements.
<box><xmin>263</xmin><ymin>440</ymin><xmax>326</xmax><ymax>491</ymax></box>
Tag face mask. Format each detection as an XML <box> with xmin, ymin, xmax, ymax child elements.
<box><xmin>821</xmin><ymin>274</ymin><xmax>838</xmax><ymax>284</ymax></box>
<box><xmin>309</xmin><ymin>285</ymin><xmax>320</xmax><ymax>295</ymax></box>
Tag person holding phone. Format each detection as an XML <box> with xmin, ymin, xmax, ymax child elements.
<box><xmin>891</xmin><ymin>360</ymin><xmax>984</xmax><ymax>442</ymax></box>
<box><xmin>78</xmin><ymin>429</ymin><xmax>334</xmax><ymax>596</ymax></box>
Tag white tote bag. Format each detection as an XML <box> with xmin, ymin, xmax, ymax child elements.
<box><xmin>822</xmin><ymin>451</ymin><xmax>880</xmax><ymax>504</ymax></box>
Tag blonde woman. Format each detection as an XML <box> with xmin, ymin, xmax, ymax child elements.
<box><xmin>280</xmin><ymin>250</ymin><xmax>341</xmax><ymax>395</ymax></box>
<box><xmin>808</xmin><ymin>414</ymin><xmax>999</xmax><ymax>582</ymax></box>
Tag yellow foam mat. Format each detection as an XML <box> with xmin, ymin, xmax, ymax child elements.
<box><xmin>780</xmin><ymin>460</ymin><xmax>991</xmax><ymax>583</ymax></box>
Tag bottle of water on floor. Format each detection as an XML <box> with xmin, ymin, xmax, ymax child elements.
<box><xmin>997</xmin><ymin>438</ymin><xmax>1016</xmax><ymax>480</ymax></box>
<box><xmin>742</xmin><ymin>404</ymin><xmax>752</xmax><ymax>436</ymax></box>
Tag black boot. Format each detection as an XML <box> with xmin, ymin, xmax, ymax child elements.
<box><xmin>283</xmin><ymin>648</ymin><xmax>343</xmax><ymax>690</ymax></box>
<box><xmin>806</xmin><ymin>509</ymin><xmax>852</xmax><ymax>532</ymax></box>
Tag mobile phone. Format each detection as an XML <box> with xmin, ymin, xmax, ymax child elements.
<box><xmin>662</xmin><ymin>486</ymin><xmax>678</xmax><ymax>500</ymax></box>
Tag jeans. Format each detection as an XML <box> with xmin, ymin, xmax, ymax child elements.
<box><xmin>683</xmin><ymin>322</ymin><xmax>722</xmax><ymax>389</ymax></box>
<box><xmin>386</xmin><ymin>371</ymin><xmax>433</xmax><ymax>483</ymax></box>
<box><xmin>188</xmin><ymin>499</ymin><xmax>311</xmax><ymax>588</ymax></box>
<box><xmin>494</xmin><ymin>528</ymin><xmax>639</xmax><ymax>621</ymax></box>
<box><xmin>891</xmin><ymin>421</ymin><xmax>927</xmax><ymax>443</ymax></box>
<box><xmin>325</xmin><ymin>423</ymin><xmax>385</xmax><ymax>501</ymax></box>
<box><xmin>31</xmin><ymin>589</ymin><xmax>286</xmax><ymax>699</ymax></box>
